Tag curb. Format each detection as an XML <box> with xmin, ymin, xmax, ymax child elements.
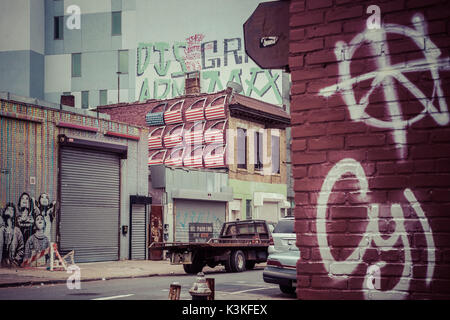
<box><xmin>0</xmin><ymin>265</ymin><xmax>265</xmax><ymax>288</ymax></box>
<box><xmin>0</xmin><ymin>272</ymin><xmax>185</xmax><ymax>288</ymax></box>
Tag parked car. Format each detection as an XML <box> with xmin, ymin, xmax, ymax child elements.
<box><xmin>268</xmin><ymin>216</ymin><xmax>296</xmax><ymax>254</ymax></box>
<box><xmin>263</xmin><ymin>248</ymin><xmax>300</xmax><ymax>294</ymax></box>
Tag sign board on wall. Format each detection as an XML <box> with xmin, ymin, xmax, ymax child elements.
<box><xmin>188</xmin><ymin>222</ymin><xmax>214</xmax><ymax>243</ymax></box>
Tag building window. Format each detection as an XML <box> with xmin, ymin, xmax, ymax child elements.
<box><xmin>99</xmin><ymin>90</ymin><xmax>107</xmax><ymax>106</ymax></box>
<box><xmin>118</xmin><ymin>50</ymin><xmax>128</xmax><ymax>74</ymax></box>
<box><xmin>81</xmin><ymin>91</ymin><xmax>89</xmax><ymax>109</ymax></box>
<box><xmin>237</xmin><ymin>128</ymin><xmax>247</xmax><ymax>169</ymax></box>
<box><xmin>254</xmin><ymin>131</ymin><xmax>263</xmax><ymax>171</ymax></box>
<box><xmin>112</xmin><ymin>11</ymin><xmax>121</xmax><ymax>35</ymax></box>
<box><xmin>271</xmin><ymin>135</ymin><xmax>280</xmax><ymax>174</ymax></box>
<box><xmin>54</xmin><ymin>16</ymin><xmax>64</xmax><ymax>40</ymax></box>
<box><xmin>246</xmin><ymin>199</ymin><xmax>252</xmax><ymax>220</ymax></box>
<box><xmin>72</xmin><ymin>53</ymin><xmax>81</xmax><ymax>77</ymax></box>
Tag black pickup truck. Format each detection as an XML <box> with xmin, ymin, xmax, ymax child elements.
<box><xmin>150</xmin><ymin>219</ymin><xmax>272</xmax><ymax>274</ymax></box>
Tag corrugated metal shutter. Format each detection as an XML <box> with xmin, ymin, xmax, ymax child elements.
<box><xmin>174</xmin><ymin>199</ymin><xmax>226</xmax><ymax>242</ymax></box>
<box><xmin>60</xmin><ymin>147</ymin><xmax>120</xmax><ymax>263</ymax></box>
<box><xmin>131</xmin><ymin>204</ymin><xmax>147</xmax><ymax>260</ymax></box>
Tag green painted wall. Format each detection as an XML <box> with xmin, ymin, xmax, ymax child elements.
<box><xmin>229</xmin><ymin>179</ymin><xmax>287</xmax><ymax>219</ymax></box>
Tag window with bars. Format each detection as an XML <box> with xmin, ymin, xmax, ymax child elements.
<box><xmin>254</xmin><ymin>131</ymin><xmax>263</xmax><ymax>171</ymax></box>
<box><xmin>271</xmin><ymin>135</ymin><xmax>280</xmax><ymax>174</ymax></box>
<box><xmin>237</xmin><ymin>128</ymin><xmax>247</xmax><ymax>169</ymax></box>
<box><xmin>246</xmin><ymin>199</ymin><xmax>252</xmax><ymax>220</ymax></box>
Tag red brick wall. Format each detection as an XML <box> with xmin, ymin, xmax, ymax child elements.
<box><xmin>289</xmin><ymin>0</ymin><xmax>450</xmax><ymax>299</ymax></box>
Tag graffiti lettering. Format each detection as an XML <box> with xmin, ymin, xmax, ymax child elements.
<box><xmin>319</xmin><ymin>14</ymin><xmax>450</xmax><ymax>158</ymax></box>
<box><xmin>316</xmin><ymin>158</ymin><xmax>435</xmax><ymax>299</ymax></box>
<box><xmin>245</xmin><ymin>68</ymin><xmax>281</xmax><ymax>103</ymax></box>
<box><xmin>202</xmin><ymin>40</ymin><xmax>221</xmax><ymax>69</ymax></box>
<box><xmin>136</xmin><ymin>36</ymin><xmax>283</xmax><ymax>104</ymax></box>
<box><xmin>153</xmin><ymin>42</ymin><xmax>171</xmax><ymax>77</ymax></box>
<box><xmin>224</xmin><ymin>38</ymin><xmax>242</xmax><ymax>66</ymax></box>
<box><xmin>137</xmin><ymin>43</ymin><xmax>152</xmax><ymax>76</ymax></box>
<box><xmin>172</xmin><ymin>42</ymin><xmax>188</xmax><ymax>78</ymax></box>
<box><xmin>203</xmin><ymin>70</ymin><xmax>223</xmax><ymax>92</ymax></box>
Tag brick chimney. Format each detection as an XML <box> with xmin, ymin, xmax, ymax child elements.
<box><xmin>185</xmin><ymin>71</ymin><xmax>201</xmax><ymax>95</ymax></box>
<box><xmin>61</xmin><ymin>94</ymin><xmax>75</xmax><ymax>107</ymax></box>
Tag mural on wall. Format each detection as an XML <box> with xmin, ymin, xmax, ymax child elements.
<box><xmin>23</xmin><ymin>212</ymin><xmax>50</xmax><ymax>264</ymax></box>
<box><xmin>0</xmin><ymin>203</ymin><xmax>24</xmax><ymax>267</ymax></box>
<box><xmin>310</xmin><ymin>13</ymin><xmax>449</xmax><ymax>298</ymax></box>
<box><xmin>136</xmin><ymin>34</ymin><xmax>283</xmax><ymax>105</ymax></box>
<box><xmin>17</xmin><ymin>192</ymin><xmax>35</xmax><ymax>245</ymax></box>
<box><xmin>36</xmin><ymin>193</ymin><xmax>56</xmax><ymax>242</ymax></box>
<box><xmin>0</xmin><ymin>193</ymin><xmax>56</xmax><ymax>268</ymax></box>
<box><xmin>147</xmin><ymin>95</ymin><xmax>228</xmax><ymax>169</ymax></box>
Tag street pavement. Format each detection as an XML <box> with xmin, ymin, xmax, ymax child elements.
<box><xmin>0</xmin><ymin>259</ymin><xmax>266</xmax><ymax>288</ymax></box>
<box><xmin>0</xmin><ymin>269</ymin><xmax>296</xmax><ymax>300</ymax></box>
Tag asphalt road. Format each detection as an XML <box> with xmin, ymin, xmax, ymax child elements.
<box><xmin>0</xmin><ymin>269</ymin><xmax>296</xmax><ymax>300</ymax></box>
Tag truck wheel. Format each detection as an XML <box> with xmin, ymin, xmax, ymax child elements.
<box><xmin>224</xmin><ymin>256</ymin><xmax>233</xmax><ymax>272</ymax></box>
<box><xmin>183</xmin><ymin>264</ymin><xmax>194</xmax><ymax>274</ymax></box>
<box><xmin>245</xmin><ymin>261</ymin><xmax>256</xmax><ymax>270</ymax></box>
<box><xmin>230</xmin><ymin>250</ymin><xmax>246</xmax><ymax>272</ymax></box>
<box><xmin>183</xmin><ymin>261</ymin><xmax>204</xmax><ymax>274</ymax></box>
<box><xmin>191</xmin><ymin>260</ymin><xmax>204</xmax><ymax>274</ymax></box>
<box><xmin>279</xmin><ymin>285</ymin><xmax>295</xmax><ymax>294</ymax></box>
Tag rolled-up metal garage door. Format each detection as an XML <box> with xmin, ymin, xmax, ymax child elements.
<box><xmin>131</xmin><ymin>204</ymin><xmax>147</xmax><ymax>260</ymax></box>
<box><xmin>60</xmin><ymin>147</ymin><xmax>120</xmax><ymax>263</ymax></box>
<box><xmin>174</xmin><ymin>199</ymin><xmax>226</xmax><ymax>242</ymax></box>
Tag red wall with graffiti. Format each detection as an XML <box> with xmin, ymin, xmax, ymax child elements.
<box><xmin>289</xmin><ymin>0</ymin><xmax>450</xmax><ymax>299</ymax></box>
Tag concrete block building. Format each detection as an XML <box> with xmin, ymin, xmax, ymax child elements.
<box><xmin>0</xmin><ymin>92</ymin><xmax>149</xmax><ymax>264</ymax></box>
<box><xmin>97</xmin><ymin>86</ymin><xmax>291</xmax><ymax>247</ymax></box>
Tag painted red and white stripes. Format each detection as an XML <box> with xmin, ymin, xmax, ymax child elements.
<box><xmin>204</xmin><ymin>154</ymin><xmax>225</xmax><ymax>167</ymax></box>
<box><xmin>163</xmin><ymin>134</ymin><xmax>183</xmax><ymax>148</ymax></box>
<box><xmin>164</xmin><ymin>110</ymin><xmax>183</xmax><ymax>124</ymax></box>
<box><xmin>205</xmin><ymin>104</ymin><xmax>226</xmax><ymax>120</ymax></box>
<box><xmin>185</xmin><ymin>108</ymin><xmax>205</xmax><ymax>122</ymax></box>
<box><xmin>204</xmin><ymin>129</ymin><xmax>224</xmax><ymax>144</ymax></box>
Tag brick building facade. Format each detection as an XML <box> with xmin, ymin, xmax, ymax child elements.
<box><xmin>289</xmin><ymin>0</ymin><xmax>450</xmax><ymax>299</ymax></box>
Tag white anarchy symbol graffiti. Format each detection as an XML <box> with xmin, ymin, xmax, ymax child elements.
<box><xmin>319</xmin><ymin>14</ymin><xmax>450</xmax><ymax>158</ymax></box>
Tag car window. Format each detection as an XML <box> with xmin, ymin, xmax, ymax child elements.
<box><xmin>273</xmin><ymin>220</ymin><xmax>294</xmax><ymax>233</ymax></box>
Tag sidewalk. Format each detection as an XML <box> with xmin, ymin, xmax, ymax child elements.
<box><xmin>0</xmin><ymin>260</ymin><xmax>228</xmax><ymax>288</ymax></box>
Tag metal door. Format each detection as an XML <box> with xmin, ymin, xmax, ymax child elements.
<box><xmin>174</xmin><ymin>199</ymin><xmax>226</xmax><ymax>242</ymax></box>
<box><xmin>59</xmin><ymin>147</ymin><xmax>120</xmax><ymax>263</ymax></box>
<box><xmin>149</xmin><ymin>205</ymin><xmax>163</xmax><ymax>260</ymax></box>
<box><xmin>130</xmin><ymin>204</ymin><xmax>147</xmax><ymax>260</ymax></box>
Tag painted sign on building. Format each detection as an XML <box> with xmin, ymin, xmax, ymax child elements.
<box><xmin>136</xmin><ymin>34</ymin><xmax>283</xmax><ymax>105</ymax></box>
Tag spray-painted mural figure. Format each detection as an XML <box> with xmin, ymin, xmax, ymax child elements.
<box><xmin>36</xmin><ymin>193</ymin><xmax>56</xmax><ymax>241</ymax></box>
<box><xmin>23</xmin><ymin>212</ymin><xmax>50</xmax><ymax>263</ymax></box>
<box><xmin>17</xmin><ymin>192</ymin><xmax>35</xmax><ymax>244</ymax></box>
<box><xmin>0</xmin><ymin>203</ymin><xmax>25</xmax><ymax>267</ymax></box>
<box><xmin>0</xmin><ymin>193</ymin><xmax>56</xmax><ymax>268</ymax></box>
